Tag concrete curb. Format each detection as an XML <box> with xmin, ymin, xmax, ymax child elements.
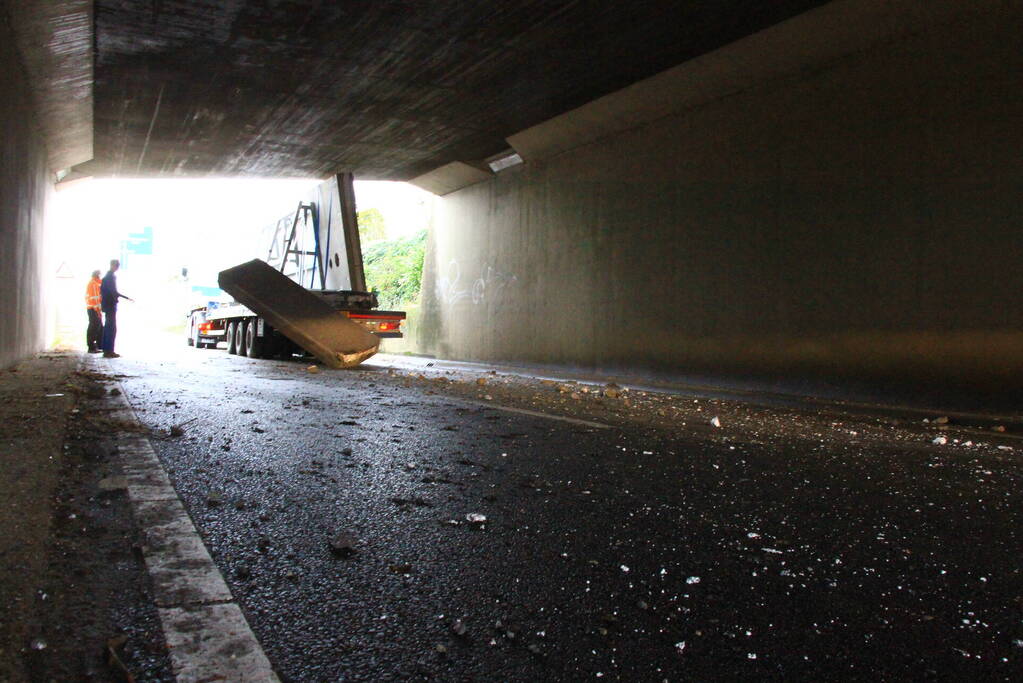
<box><xmin>105</xmin><ymin>387</ymin><xmax>279</xmax><ymax>682</ymax></box>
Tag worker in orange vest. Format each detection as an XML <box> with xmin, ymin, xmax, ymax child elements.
<box><xmin>85</xmin><ymin>269</ymin><xmax>103</xmax><ymax>353</ymax></box>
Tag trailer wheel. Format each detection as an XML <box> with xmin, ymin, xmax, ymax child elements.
<box><xmin>226</xmin><ymin>322</ymin><xmax>238</xmax><ymax>354</ymax></box>
<box><xmin>235</xmin><ymin>321</ymin><xmax>247</xmax><ymax>356</ymax></box>
<box><xmin>245</xmin><ymin>321</ymin><xmax>264</xmax><ymax>358</ymax></box>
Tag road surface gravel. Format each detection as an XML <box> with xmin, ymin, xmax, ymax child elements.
<box><xmin>106</xmin><ymin>344</ymin><xmax>1022</xmax><ymax>681</ymax></box>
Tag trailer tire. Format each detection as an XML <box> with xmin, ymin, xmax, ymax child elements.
<box><xmin>235</xmin><ymin>321</ymin><xmax>247</xmax><ymax>356</ymax></box>
<box><xmin>226</xmin><ymin>322</ymin><xmax>238</xmax><ymax>354</ymax></box>
<box><xmin>245</xmin><ymin>321</ymin><xmax>264</xmax><ymax>358</ymax></box>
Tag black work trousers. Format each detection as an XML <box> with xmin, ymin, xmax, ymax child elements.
<box><xmin>86</xmin><ymin>308</ymin><xmax>103</xmax><ymax>351</ymax></box>
<box><xmin>102</xmin><ymin>308</ymin><xmax>117</xmax><ymax>353</ymax></box>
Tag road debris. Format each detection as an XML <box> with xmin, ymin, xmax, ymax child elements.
<box><xmin>168</xmin><ymin>417</ymin><xmax>198</xmax><ymax>438</ymax></box>
<box><xmin>82</xmin><ymin>347</ymin><xmax>1023</xmax><ymax>679</ymax></box>
<box><xmin>105</xmin><ymin>634</ymin><xmax>135</xmax><ymax>682</ymax></box>
<box><xmin>97</xmin><ymin>476</ymin><xmax>127</xmax><ymax>492</ymax></box>
<box><xmin>328</xmin><ymin>532</ymin><xmax>357</xmax><ymax>557</ymax></box>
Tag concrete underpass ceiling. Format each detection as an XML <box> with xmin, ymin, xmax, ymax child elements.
<box><xmin>72</xmin><ymin>0</ymin><xmax>828</xmax><ymax>181</ymax></box>
<box><xmin>5</xmin><ymin>0</ymin><xmax>93</xmax><ymax>173</ymax></box>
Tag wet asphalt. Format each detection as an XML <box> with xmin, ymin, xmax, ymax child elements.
<box><xmin>106</xmin><ymin>341</ymin><xmax>1022</xmax><ymax>681</ymax></box>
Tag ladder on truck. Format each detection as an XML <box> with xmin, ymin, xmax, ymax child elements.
<box><xmin>266</xmin><ymin>202</ymin><xmax>325</xmax><ymax>289</ymax></box>
<box><xmin>262</xmin><ymin>173</ymin><xmax>366</xmax><ymax>293</ymax></box>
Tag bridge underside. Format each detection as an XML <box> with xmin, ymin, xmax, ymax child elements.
<box><xmin>78</xmin><ymin>0</ymin><xmax>825</xmax><ymax>180</ymax></box>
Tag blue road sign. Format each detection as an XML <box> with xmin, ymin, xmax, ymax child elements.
<box><xmin>123</xmin><ymin>226</ymin><xmax>153</xmax><ymax>255</ymax></box>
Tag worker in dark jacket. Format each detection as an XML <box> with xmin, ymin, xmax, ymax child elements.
<box><xmin>100</xmin><ymin>259</ymin><xmax>133</xmax><ymax>358</ymax></box>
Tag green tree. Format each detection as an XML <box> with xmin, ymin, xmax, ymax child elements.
<box><xmin>357</xmin><ymin>208</ymin><xmax>387</xmax><ymax>243</ymax></box>
<box><xmin>362</xmin><ymin>229</ymin><xmax>427</xmax><ymax>309</ymax></box>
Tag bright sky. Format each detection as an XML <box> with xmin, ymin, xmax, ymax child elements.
<box><xmin>50</xmin><ymin>178</ymin><xmax>433</xmax><ymax>288</ymax></box>
<box><xmin>48</xmin><ymin>177</ymin><xmax>434</xmax><ymax>344</ymax></box>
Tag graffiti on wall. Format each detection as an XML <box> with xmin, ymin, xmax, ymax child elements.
<box><xmin>437</xmin><ymin>259</ymin><xmax>519</xmax><ymax>306</ymax></box>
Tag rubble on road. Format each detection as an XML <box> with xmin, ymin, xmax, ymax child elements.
<box><xmin>328</xmin><ymin>533</ymin><xmax>357</xmax><ymax>557</ymax></box>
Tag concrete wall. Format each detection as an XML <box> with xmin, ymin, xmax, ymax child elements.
<box><xmin>0</xmin><ymin>13</ymin><xmax>53</xmax><ymax>366</ymax></box>
<box><xmin>420</xmin><ymin>1</ymin><xmax>1023</xmax><ymax>403</ymax></box>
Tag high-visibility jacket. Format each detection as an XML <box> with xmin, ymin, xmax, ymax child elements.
<box><xmin>85</xmin><ymin>277</ymin><xmax>102</xmax><ymax>311</ymax></box>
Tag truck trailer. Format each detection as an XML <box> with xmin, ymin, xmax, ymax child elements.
<box><xmin>186</xmin><ymin>174</ymin><xmax>405</xmax><ymax>368</ymax></box>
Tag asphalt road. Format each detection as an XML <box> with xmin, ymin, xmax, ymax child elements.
<box><xmin>107</xmin><ymin>338</ymin><xmax>1022</xmax><ymax>681</ymax></box>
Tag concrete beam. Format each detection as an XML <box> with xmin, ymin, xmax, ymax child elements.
<box><xmin>218</xmin><ymin>260</ymin><xmax>379</xmax><ymax>369</ymax></box>
<box><xmin>508</xmin><ymin>0</ymin><xmax>978</xmax><ymax>163</ymax></box>
<box><xmin>83</xmin><ymin>1</ymin><xmax>828</xmax><ymax>178</ymax></box>
<box><xmin>4</xmin><ymin>0</ymin><xmax>93</xmax><ymax>173</ymax></box>
<box><xmin>409</xmin><ymin>161</ymin><xmax>493</xmax><ymax>196</ymax></box>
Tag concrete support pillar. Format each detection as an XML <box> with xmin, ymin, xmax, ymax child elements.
<box><xmin>0</xmin><ymin>9</ymin><xmax>53</xmax><ymax>366</ymax></box>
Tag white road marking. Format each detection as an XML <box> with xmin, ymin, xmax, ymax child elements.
<box><xmin>105</xmin><ymin>388</ymin><xmax>280</xmax><ymax>682</ymax></box>
<box><xmin>467</xmin><ymin>401</ymin><xmax>611</xmax><ymax>430</ymax></box>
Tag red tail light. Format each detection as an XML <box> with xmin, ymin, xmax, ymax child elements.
<box><xmin>379</xmin><ymin>322</ymin><xmax>399</xmax><ymax>332</ymax></box>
